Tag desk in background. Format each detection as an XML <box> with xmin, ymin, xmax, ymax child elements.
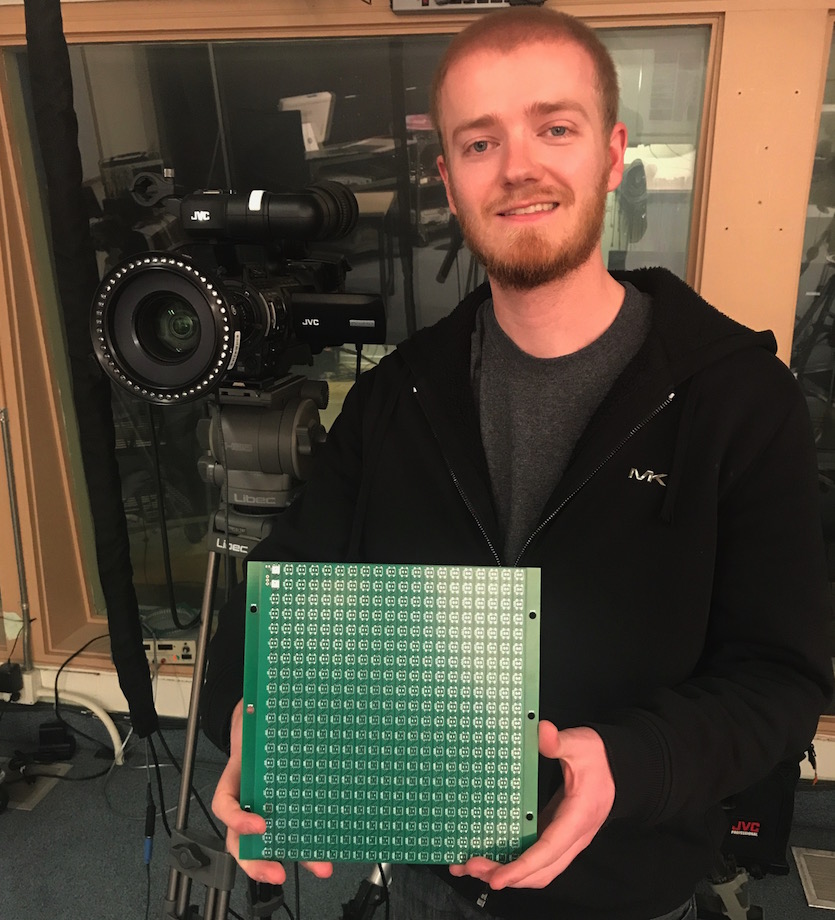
<box><xmin>308</xmin><ymin>136</ymin><xmax>398</xmax><ymax>190</ymax></box>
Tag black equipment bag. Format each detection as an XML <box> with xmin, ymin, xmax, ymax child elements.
<box><xmin>720</xmin><ymin>756</ymin><xmax>804</xmax><ymax>878</ymax></box>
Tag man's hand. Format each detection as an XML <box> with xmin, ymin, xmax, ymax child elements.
<box><xmin>211</xmin><ymin>699</ymin><xmax>334</xmax><ymax>885</ymax></box>
<box><xmin>449</xmin><ymin>721</ymin><xmax>615</xmax><ymax>889</ymax></box>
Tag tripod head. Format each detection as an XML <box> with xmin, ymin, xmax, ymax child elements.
<box><xmin>197</xmin><ymin>374</ymin><xmax>329</xmax><ymax>557</ymax></box>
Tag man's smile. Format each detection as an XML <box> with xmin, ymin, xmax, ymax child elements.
<box><xmin>497</xmin><ymin>202</ymin><xmax>560</xmax><ymax>217</ymax></box>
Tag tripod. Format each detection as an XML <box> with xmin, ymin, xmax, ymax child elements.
<box><xmin>163</xmin><ymin>374</ymin><xmax>325</xmax><ymax>920</ymax></box>
<box><xmin>160</xmin><ymin>373</ymin><xmax>393</xmax><ymax>919</ymax></box>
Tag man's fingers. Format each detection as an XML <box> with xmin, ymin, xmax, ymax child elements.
<box><xmin>230</xmin><ymin>858</ymin><xmax>333</xmax><ymax>886</ymax></box>
<box><xmin>487</xmin><ymin>798</ymin><xmax>595</xmax><ymax>889</ymax></box>
<box><xmin>212</xmin><ymin>780</ymin><xmax>266</xmax><ymax>835</ymax></box>
<box><xmin>236</xmin><ymin>852</ymin><xmax>288</xmax><ymax>886</ymax></box>
<box><xmin>211</xmin><ymin>748</ymin><xmax>267</xmax><ymax>834</ymax></box>
<box><xmin>449</xmin><ymin>857</ymin><xmax>500</xmax><ymax>882</ymax></box>
<box><xmin>217</xmin><ymin>800</ymin><xmax>267</xmax><ymax>835</ymax></box>
<box><xmin>538</xmin><ymin>720</ymin><xmax>560</xmax><ymax>759</ymax></box>
<box><xmin>212</xmin><ymin>699</ymin><xmax>313</xmax><ymax>887</ymax></box>
<box><xmin>300</xmin><ymin>861</ymin><xmax>335</xmax><ymax>879</ymax></box>
<box><xmin>487</xmin><ymin>827</ymin><xmax>593</xmax><ymax>889</ymax></box>
<box><xmin>448</xmin><ymin>725</ymin><xmax>615</xmax><ymax>891</ymax></box>
<box><xmin>216</xmin><ymin>815</ymin><xmax>286</xmax><ymax>886</ymax></box>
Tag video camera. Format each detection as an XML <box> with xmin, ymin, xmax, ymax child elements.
<box><xmin>90</xmin><ymin>180</ymin><xmax>386</xmax><ymax>405</ymax></box>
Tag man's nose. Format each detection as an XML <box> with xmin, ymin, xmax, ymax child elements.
<box><xmin>501</xmin><ymin>136</ymin><xmax>544</xmax><ymax>184</ymax></box>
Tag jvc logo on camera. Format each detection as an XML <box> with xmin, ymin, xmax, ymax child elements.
<box><xmin>302</xmin><ymin>318</ymin><xmax>320</xmax><ymax>326</ymax></box>
<box><xmin>190</xmin><ymin>210</ymin><xmax>212</xmax><ymax>221</ymax></box>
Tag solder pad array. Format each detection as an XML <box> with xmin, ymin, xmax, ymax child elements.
<box><xmin>240</xmin><ymin>561</ymin><xmax>541</xmax><ymax>864</ymax></box>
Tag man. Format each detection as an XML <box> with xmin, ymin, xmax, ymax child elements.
<box><xmin>203</xmin><ymin>8</ymin><xmax>834</xmax><ymax>920</ymax></box>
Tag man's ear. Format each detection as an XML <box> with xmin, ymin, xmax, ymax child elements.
<box><xmin>606</xmin><ymin>122</ymin><xmax>629</xmax><ymax>193</ymax></box>
<box><xmin>437</xmin><ymin>154</ymin><xmax>458</xmax><ymax>216</ymax></box>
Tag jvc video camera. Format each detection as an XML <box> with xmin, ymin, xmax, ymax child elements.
<box><xmin>90</xmin><ymin>181</ymin><xmax>386</xmax><ymax>406</ymax></box>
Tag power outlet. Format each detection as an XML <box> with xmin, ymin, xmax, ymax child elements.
<box><xmin>143</xmin><ymin>637</ymin><xmax>196</xmax><ymax>665</ymax></box>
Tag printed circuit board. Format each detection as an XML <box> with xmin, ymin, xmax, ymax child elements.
<box><xmin>240</xmin><ymin>561</ymin><xmax>541</xmax><ymax>864</ymax></box>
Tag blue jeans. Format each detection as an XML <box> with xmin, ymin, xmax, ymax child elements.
<box><xmin>388</xmin><ymin>865</ymin><xmax>697</xmax><ymax>920</ymax></box>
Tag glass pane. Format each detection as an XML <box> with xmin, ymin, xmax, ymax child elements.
<box><xmin>5</xmin><ymin>24</ymin><xmax>711</xmax><ymax>636</ymax></box>
<box><xmin>601</xmin><ymin>26</ymin><xmax>709</xmax><ymax>277</ymax></box>
<box><xmin>791</xmin><ymin>26</ymin><xmax>835</xmax><ymax>687</ymax></box>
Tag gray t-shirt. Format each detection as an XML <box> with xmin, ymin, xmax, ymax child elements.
<box><xmin>471</xmin><ymin>282</ymin><xmax>651</xmax><ymax>562</ymax></box>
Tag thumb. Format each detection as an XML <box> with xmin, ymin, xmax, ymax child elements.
<box><xmin>538</xmin><ymin>720</ymin><xmax>561</xmax><ymax>760</ymax></box>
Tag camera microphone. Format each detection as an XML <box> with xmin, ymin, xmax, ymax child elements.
<box><xmin>179</xmin><ymin>179</ymin><xmax>358</xmax><ymax>243</ymax></box>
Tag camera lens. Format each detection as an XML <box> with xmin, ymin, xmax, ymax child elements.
<box><xmin>136</xmin><ymin>293</ymin><xmax>202</xmax><ymax>361</ymax></box>
<box><xmin>91</xmin><ymin>254</ymin><xmax>237</xmax><ymax>404</ymax></box>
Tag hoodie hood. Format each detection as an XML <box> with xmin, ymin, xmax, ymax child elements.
<box><xmin>399</xmin><ymin>266</ymin><xmax>776</xmax><ymax>392</ymax></box>
<box><xmin>612</xmin><ymin>267</ymin><xmax>778</xmax><ymax>384</ymax></box>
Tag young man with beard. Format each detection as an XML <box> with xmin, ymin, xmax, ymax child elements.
<box><xmin>203</xmin><ymin>8</ymin><xmax>834</xmax><ymax>920</ymax></box>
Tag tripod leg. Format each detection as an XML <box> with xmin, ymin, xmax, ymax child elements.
<box><xmin>176</xmin><ymin>550</ymin><xmax>219</xmax><ymax>830</ymax></box>
<box><xmin>247</xmin><ymin>880</ymin><xmax>286</xmax><ymax>919</ymax></box>
<box><xmin>164</xmin><ymin>551</ymin><xmax>240</xmax><ymax>920</ymax></box>
<box><xmin>206</xmin><ymin>887</ymin><xmax>232</xmax><ymax>918</ymax></box>
<box><xmin>342</xmin><ymin>863</ymin><xmax>392</xmax><ymax>920</ymax></box>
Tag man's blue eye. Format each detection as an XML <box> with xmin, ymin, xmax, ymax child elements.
<box><xmin>549</xmin><ymin>126</ymin><xmax>568</xmax><ymax>137</ymax></box>
<box><xmin>470</xmin><ymin>140</ymin><xmax>489</xmax><ymax>153</ymax></box>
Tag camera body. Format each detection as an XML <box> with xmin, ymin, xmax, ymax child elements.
<box><xmin>90</xmin><ymin>182</ymin><xmax>386</xmax><ymax>405</ymax></box>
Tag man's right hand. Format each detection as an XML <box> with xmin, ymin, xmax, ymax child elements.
<box><xmin>211</xmin><ymin>699</ymin><xmax>334</xmax><ymax>885</ymax></box>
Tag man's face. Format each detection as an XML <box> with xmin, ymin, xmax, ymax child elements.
<box><xmin>436</xmin><ymin>40</ymin><xmax>627</xmax><ymax>290</ymax></box>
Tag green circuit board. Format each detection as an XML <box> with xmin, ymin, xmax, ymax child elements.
<box><xmin>239</xmin><ymin>561</ymin><xmax>541</xmax><ymax>864</ymax></box>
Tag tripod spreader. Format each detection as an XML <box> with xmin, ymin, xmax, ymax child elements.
<box><xmin>341</xmin><ymin>863</ymin><xmax>392</xmax><ymax>920</ymax></box>
<box><xmin>163</xmin><ymin>828</ymin><xmax>237</xmax><ymax>920</ymax></box>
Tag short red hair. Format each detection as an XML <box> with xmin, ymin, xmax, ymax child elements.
<box><xmin>430</xmin><ymin>8</ymin><xmax>619</xmax><ymax>152</ymax></box>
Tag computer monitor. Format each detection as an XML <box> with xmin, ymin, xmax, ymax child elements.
<box><xmin>225</xmin><ymin>106</ymin><xmax>310</xmax><ymax>192</ymax></box>
<box><xmin>278</xmin><ymin>92</ymin><xmax>335</xmax><ymax>149</ymax></box>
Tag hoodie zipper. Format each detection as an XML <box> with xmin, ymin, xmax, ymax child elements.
<box><xmin>513</xmin><ymin>391</ymin><xmax>677</xmax><ymax>565</ymax></box>
<box><xmin>415</xmin><ymin>386</ymin><xmax>675</xmax><ymax>568</ymax></box>
<box><xmin>446</xmin><ymin>458</ymin><xmax>503</xmax><ymax>566</ymax></box>
<box><xmin>412</xmin><ymin>386</ymin><xmax>503</xmax><ymax>566</ymax></box>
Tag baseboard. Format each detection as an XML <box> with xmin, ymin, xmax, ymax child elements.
<box><xmin>5</xmin><ymin>663</ymin><xmax>192</xmax><ymax>722</ymax></box>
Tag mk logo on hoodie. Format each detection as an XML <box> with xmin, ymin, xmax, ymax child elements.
<box><xmin>628</xmin><ymin>468</ymin><xmax>668</xmax><ymax>486</ymax></box>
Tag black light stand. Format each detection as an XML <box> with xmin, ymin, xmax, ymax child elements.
<box><xmin>162</xmin><ymin>374</ymin><xmax>328</xmax><ymax>920</ymax></box>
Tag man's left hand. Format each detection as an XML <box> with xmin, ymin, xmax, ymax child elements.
<box><xmin>449</xmin><ymin>721</ymin><xmax>615</xmax><ymax>889</ymax></box>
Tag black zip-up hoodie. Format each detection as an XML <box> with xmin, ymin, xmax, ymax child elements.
<box><xmin>203</xmin><ymin>267</ymin><xmax>833</xmax><ymax>919</ymax></box>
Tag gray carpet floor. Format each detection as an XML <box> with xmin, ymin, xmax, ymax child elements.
<box><xmin>1</xmin><ymin>700</ymin><xmax>833</xmax><ymax>920</ymax></box>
